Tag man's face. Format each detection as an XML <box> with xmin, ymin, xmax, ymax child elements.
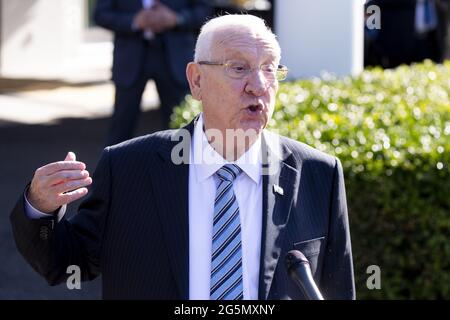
<box><xmin>191</xmin><ymin>30</ymin><xmax>280</xmax><ymax>135</ymax></box>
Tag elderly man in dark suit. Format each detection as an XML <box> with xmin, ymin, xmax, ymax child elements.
<box><xmin>10</xmin><ymin>15</ymin><xmax>355</xmax><ymax>300</ymax></box>
<box><xmin>94</xmin><ymin>0</ymin><xmax>211</xmax><ymax>145</ymax></box>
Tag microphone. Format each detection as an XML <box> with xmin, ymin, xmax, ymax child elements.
<box><xmin>285</xmin><ymin>250</ymin><xmax>324</xmax><ymax>300</ymax></box>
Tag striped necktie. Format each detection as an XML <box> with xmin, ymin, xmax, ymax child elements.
<box><xmin>210</xmin><ymin>164</ymin><xmax>244</xmax><ymax>300</ymax></box>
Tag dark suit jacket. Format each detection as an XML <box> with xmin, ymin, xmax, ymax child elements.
<box><xmin>94</xmin><ymin>0</ymin><xmax>211</xmax><ymax>87</ymax></box>
<box><xmin>10</xmin><ymin>116</ymin><xmax>355</xmax><ymax>299</ymax></box>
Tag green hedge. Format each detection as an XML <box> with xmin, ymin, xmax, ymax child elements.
<box><xmin>171</xmin><ymin>60</ymin><xmax>450</xmax><ymax>299</ymax></box>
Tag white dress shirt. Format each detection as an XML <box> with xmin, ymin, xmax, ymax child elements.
<box><xmin>25</xmin><ymin>113</ymin><xmax>263</xmax><ymax>300</ymax></box>
<box><xmin>189</xmin><ymin>114</ymin><xmax>262</xmax><ymax>300</ymax></box>
<box><xmin>24</xmin><ymin>191</ymin><xmax>65</xmax><ymax>221</ymax></box>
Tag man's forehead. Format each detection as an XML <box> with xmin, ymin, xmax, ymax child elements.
<box><xmin>212</xmin><ymin>29</ymin><xmax>280</xmax><ymax>61</ymax></box>
<box><xmin>217</xmin><ymin>46</ymin><xmax>279</xmax><ymax>62</ymax></box>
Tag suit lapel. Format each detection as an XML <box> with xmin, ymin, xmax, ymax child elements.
<box><xmin>258</xmin><ymin>133</ymin><xmax>300</xmax><ymax>300</ymax></box>
<box><xmin>149</xmin><ymin>118</ymin><xmax>198</xmax><ymax>299</ymax></box>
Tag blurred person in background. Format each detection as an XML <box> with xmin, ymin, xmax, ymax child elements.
<box><xmin>364</xmin><ymin>0</ymin><xmax>449</xmax><ymax>68</ymax></box>
<box><xmin>94</xmin><ymin>0</ymin><xmax>212</xmax><ymax>146</ymax></box>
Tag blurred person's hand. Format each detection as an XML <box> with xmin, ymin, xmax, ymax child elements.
<box><xmin>27</xmin><ymin>152</ymin><xmax>92</xmax><ymax>213</ymax></box>
<box><xmin>133</xmin><ymin>8</ymin><xmax>154</xmax><ymax>31</ymax></box>
<box><xmin>147</xmin><ymin>3</ymin><xmax>178</xmax><ymax>33</ymax></box>
<box><xmin>133</xmin><ymin>3</ymin><xmax>178</xmax><ymax>34</ymax></box>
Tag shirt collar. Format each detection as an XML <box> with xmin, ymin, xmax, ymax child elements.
<box><xmin>191</xmin><ymin>113</ymin><xmax>262</xmax><ymax>184</ymax></box>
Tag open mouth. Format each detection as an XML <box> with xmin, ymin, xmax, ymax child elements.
<box><xmin>246</xmin><ymin>104</ymin><xmax>263</xmax><ymax>114</ymax></box>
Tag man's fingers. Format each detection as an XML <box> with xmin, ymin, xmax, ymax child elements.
<box><xmin>37</xmin><ymin>161</ymin><xmax>86</xmax><ymax>177</ymax></box>
<box><xmin>64</xmin><ymin>151</ymin><xmax>76</xmax><ymax>162</ymax></box>
<box><xmin>51</xmin><ymin>177</ymin><xmax>92</xmax><ymax>195</ymax></box>
<box><xmin>46</xmin><ymin>170</ymin><xmax>90</xmax><ymax>186</ymax></box>
<box><xmin>57</xmin><ymin>187</ymin><xmax>89</xmax><ymax>205</ymax></box>
<box><xmin>27</xmin><ymin>152</ymin><xmax>90</xmax><ymax>212</ymax></box>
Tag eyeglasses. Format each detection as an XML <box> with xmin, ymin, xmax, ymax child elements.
<box><xmin>198</xmin><ymin>60</ymin><xmax>289</xmax><ymax>81</ymax></box>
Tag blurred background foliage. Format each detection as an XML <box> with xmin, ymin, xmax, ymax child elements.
<box><xmin>171</xmin><ymin>60</ymin><xmax>450</xmax><ymax>299</ymax></box>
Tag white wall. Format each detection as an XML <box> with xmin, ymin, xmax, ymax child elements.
<box><xmin>275</xmin><ymin>0</ymin><xmax>365</xmax><ymax>79</ymax></box>
<box><xmin>0</xmin><ymin>0</ymin><xmax>111</xmax><ymax>81</ymax></box>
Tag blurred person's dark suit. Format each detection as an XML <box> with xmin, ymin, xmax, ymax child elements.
<box><xmin>365</xmin><ymin>0</ymin><xmax>449</xmax><ymax>68</ymax></box>
<box><xmin>94</xmin><ymin>0</ymin><xmax>211</xmax><ymax>145</ymax></box>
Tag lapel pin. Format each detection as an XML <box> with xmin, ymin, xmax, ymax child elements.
<box><xmin>273</xmin><ymin>184</ymin><xmax>284</xmax><ymax>196</ymax></box>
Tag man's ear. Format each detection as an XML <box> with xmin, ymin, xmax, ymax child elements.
<box><xmin>186</xmin><ymin>62</ymin><xmax>202</xmax><ymax>100</ymax></box>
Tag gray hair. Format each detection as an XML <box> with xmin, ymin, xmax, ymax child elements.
<box><xmin>194</xmin><ymin>14</ymin><xmax>281</xmax><ymax>62</ymax></box>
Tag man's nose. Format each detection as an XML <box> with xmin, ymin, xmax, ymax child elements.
<box><xmin>245</xmin><ymin>69</ymin><xmax>270</xmax><ymax>96</ymax></box>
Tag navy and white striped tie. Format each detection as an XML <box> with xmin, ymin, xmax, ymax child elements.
<box><xmin>210</xmin><ymin>164</ymin><xmax>243</xmax><ymax>300</ymax></box>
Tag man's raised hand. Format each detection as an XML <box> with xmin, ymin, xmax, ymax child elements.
<box><xmin>27</xmin><ymin>152</ymin><xmax>92</xmax><ymax>213</ymax></box>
